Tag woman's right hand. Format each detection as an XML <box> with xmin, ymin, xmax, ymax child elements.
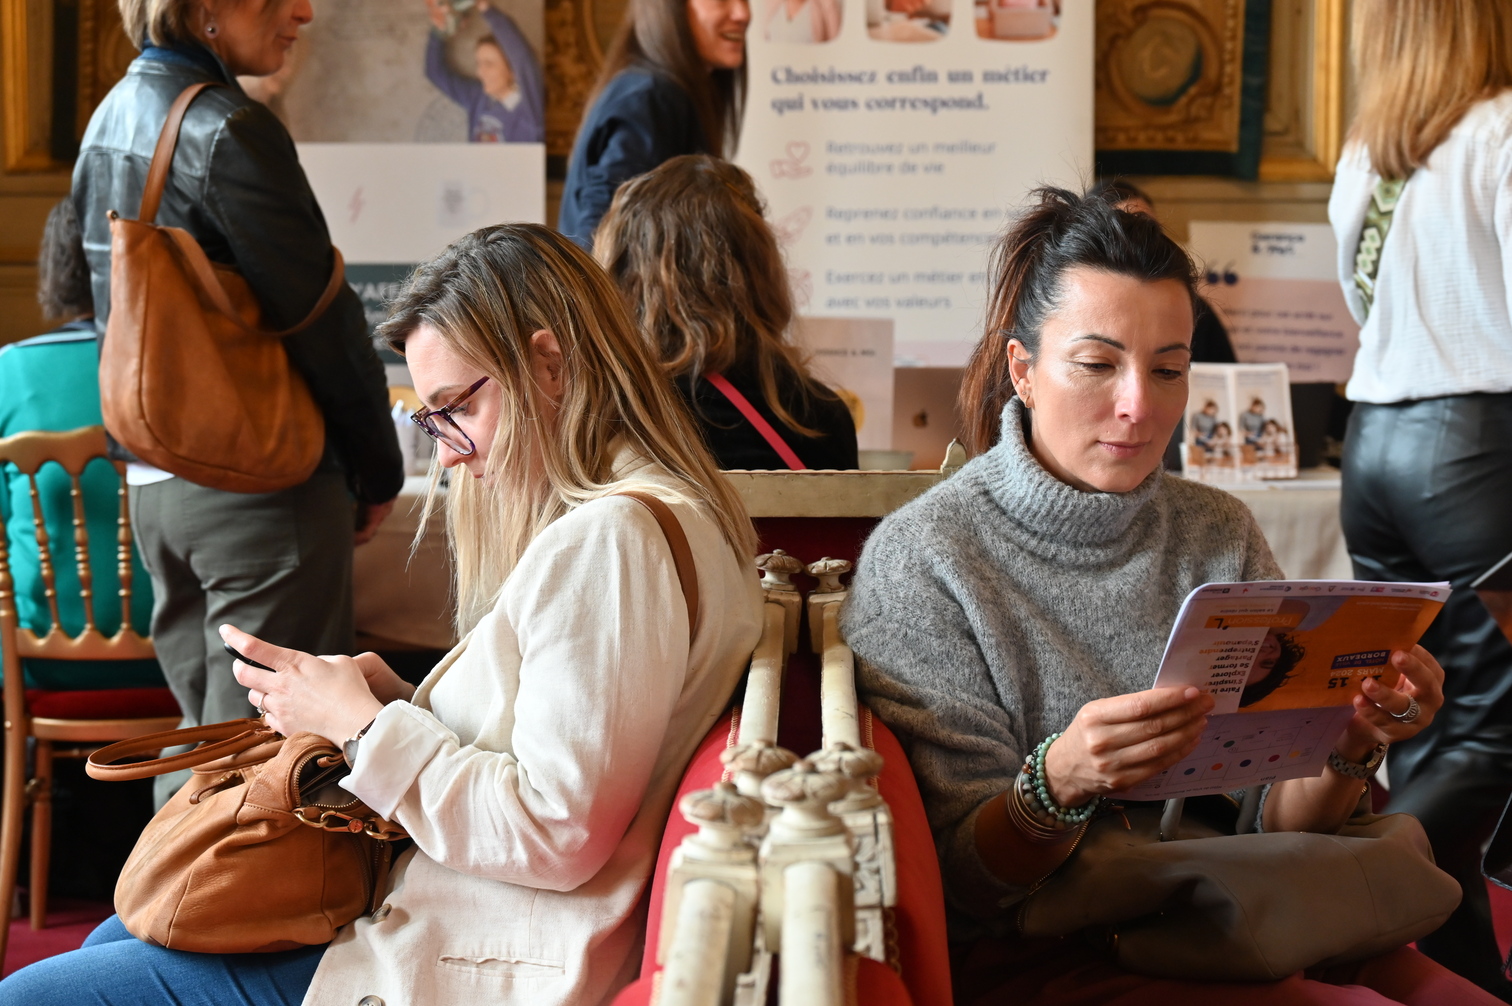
<box><xmin>353</xmin><ymin>651</ymin><xmax>417</xmax><ymax>705</ymax></box>
<box><xmin>1042</xmin><ymin>686</ymin><xmax>1214</xmax><ymax>807</ymax></box>
<box><xmin>425</xmin><ymin>0</ymin><xmax>448</xmax><ymax>31</ymax></box>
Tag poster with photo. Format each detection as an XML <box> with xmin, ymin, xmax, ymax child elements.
<box><xmin>247</xmin><ymin>0</ymin><xmax>547</xmax><ymax>335</ymax></box>
<box><xmin>1184</xmin><ymin>363</ymin><xmax>1297</xmax><ymax>483</ymax></box>
<box><xmin>1187</xmin><ymin>222</ymin><xmax>1360</xmax><ymax>384</ymax></box>
<box><xmin>738</xmin><ymin>0</ymin><xmax>1090</xmax><ymax>367</ymax></box>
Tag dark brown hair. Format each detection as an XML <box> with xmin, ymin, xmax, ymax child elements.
<box><xmin>958</xmin><ymin>185</ymin><xmax>1200</xmax><ymax>455</ymax></box>
<box><xmin>589</xmin><ymin>0</ymin><xmax>745</xmax><ymax>157</ymax></box>
<box><xmin>595</xmin><ymin>154</ymin><xmax>834</xmax><ymax>435</ymax></box>
<box><xmin>37</xmin><ymin>200</ymin><xmax>93</xmax><ymax>321</ymax></box>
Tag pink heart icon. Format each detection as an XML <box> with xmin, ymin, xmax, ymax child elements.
<box><xmin>786</xmin><ymin>141</ymin><xmax>810</xmax><ymax>163</ymax></box>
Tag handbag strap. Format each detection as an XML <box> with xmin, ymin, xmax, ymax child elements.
<box><xmin>1351</xmin><ymin>172</ymin><xmax>1413</xmax><ymax>320</ymax></box>
<box><xmin>616</xmin><ymin>491</ymin><xmax>700</xmax><ymax>639</ymax></box>
<box><xmin>86</xmin><ymin>718</ymin><xmax>276</xmax><ymax>781</ymax></box>
<box><xmin>137</xmin><ymin>83</ymin><xmax>347</xmax><ymax>338</ymax></box>
<box><xmin>703</xmin><ymin>373</ymin><xmax>808</xmax><ymax>471</ymax></box>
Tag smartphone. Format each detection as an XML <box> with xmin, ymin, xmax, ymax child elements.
<box><xmin>223</xmin><ymin>642</ymin><xmax>276</xmax><ymax>672</ymax></box>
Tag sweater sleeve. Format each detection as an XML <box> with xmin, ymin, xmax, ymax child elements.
<box><xmin>202</xmin><ymin>103</ymin><xmax>403</xmax><ymax>504</ymax></box>
<box><xmin>424</xmin><ymin>30</ymin><xmax>481</xmax><ymax>108</ymax></box>
<box><xmin>842</xmin><ymin>511</ymin><xmax>1032</xmax><ymax>921</ymax></box>
<box><xmin>340</xmin><ymin>498</ymin><xmax>689</xmax><ymax>891</ymax></box>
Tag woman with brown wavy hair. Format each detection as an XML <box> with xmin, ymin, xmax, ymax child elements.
<box><xmin>597</xmin><ymin>154</ymin><xmax>858</xmax><ymax>470</ymax></box>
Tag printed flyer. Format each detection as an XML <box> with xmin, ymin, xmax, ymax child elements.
<box><xmin>1118</xmin><ymin>579</ymin><xmax>1450</xmax><ymax>800</ymax></box>
<box><xmin>738</xmin><ymin>0</ymin><xmax>1092</xmax><ymax>366</ymax></box>
<box><xmin>1183</xmin><ymin>362</ymin><xmax>1298</xmax><ymax>483</ymax></box>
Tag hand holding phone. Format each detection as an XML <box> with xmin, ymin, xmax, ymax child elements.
<box><xmin>223</xmin><ymin>642</ymin><xmax>276</xmax><ymax>672</ymax></box>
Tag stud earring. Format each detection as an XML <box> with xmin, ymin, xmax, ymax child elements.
<box><xmin>206</xmin><ymin>21</ymin><xmax>218</xmax><ymax>36</ymax></box>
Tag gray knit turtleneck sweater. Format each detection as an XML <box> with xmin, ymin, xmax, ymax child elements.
<box><xmin>841</xmin><ymin>399</ymin><xmax>1282</xmax><ymax>925</ymax></box>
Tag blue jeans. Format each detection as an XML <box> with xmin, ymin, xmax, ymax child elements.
<box><xmin>0</xmin><ymin>915</ymin><xmax>324</xmax><ymax>1005</ymax></box>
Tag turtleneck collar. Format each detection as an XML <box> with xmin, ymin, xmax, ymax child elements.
<box><xmin>979</xmin><ymin>397</ymin><xmax>1163</xmax><ymax>549</ymax></box>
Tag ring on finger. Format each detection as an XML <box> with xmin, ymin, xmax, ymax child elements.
<box><xmin>1390</xmin><ymin>696</ymin><xmax>1421</xmax><ymax>724</ymax></box>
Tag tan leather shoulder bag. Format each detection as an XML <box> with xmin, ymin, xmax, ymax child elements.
<box><xmin>99</xmin><ymin>81</ymin><xmax>338</xmax><ymax>494</ymax></box>
<box><xmin>84</xmin><ymin>491</ymin><xmax>699</xmax><ymax>953</ymax></box>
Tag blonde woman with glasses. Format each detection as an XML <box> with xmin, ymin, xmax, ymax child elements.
<box><xmin>1330</xmin><ymin>2</ymin><xmax>1512</xmax><ymax>996</ymax></box>
<box><xmin>0</xmin><ymin>224</ymin><xmax>764</xmax><ymax>1006</ymax></box>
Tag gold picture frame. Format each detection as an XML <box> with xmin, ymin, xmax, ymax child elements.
<box><xmin>1257</xmin><ymin>0</ymin><xmax>1346</xmax><ymax>182</ymax></box>
<box><xmin>1</xmin><ymin>0</ymin><xmax>134</xmax><ymax>174</ymax></box>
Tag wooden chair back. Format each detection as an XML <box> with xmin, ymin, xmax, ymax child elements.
<box><xmin>0</xmin><ymin>426</ymin><xmax>155</xmax><ymax>716</ymax></box>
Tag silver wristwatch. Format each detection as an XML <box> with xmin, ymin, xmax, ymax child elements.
<box><xmin>343</xmin><ymin>717</ymin><xmax>377</xmax><ymax>768</ymax></box>
<box><xmin>1327</xmin><ymin>743</ymin><xmax>1387</xmax><ymax>780</ymax></box>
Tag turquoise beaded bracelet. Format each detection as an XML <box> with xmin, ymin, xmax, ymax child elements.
<box><xmin>1022</xmin><ymin>732</ymin><xmax>1100</xmax><ymax>826</ymax></box>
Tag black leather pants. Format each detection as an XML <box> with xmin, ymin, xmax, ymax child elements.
<box><xmin>1341</xmin><ymin>393</ymin><xmax>1512</xmax><ymax>999</ymax></box>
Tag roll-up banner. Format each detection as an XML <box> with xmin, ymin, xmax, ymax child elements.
<box><xmin>738</xmin><ymin>0</ymin><xmax>1092</xmax><ymax>367</ymax></box>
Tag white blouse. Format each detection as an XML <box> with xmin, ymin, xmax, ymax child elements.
<box><xmin>301</xmin><ymin>453</ymin><xmax>763</xmax><ymax>1006</ymax></box>
<box><xmin>1329</xmin><ymin>88</ymin><xmax>1512</xmax><ymax>404</ymax></box>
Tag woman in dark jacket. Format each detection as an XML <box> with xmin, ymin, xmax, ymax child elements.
<box><xmin>559</xmin><ymin>0</ymin><xmax>750</xmax><ymax>249</ymax></box>
<box><xmin>72</xmin><ymin>0</ymin><xmax>404</xmax><ymax>808</ymax></box>
<box><xmin>597</xmin><ymin>155</ymin><xmax>858</xmax><ymax>470</ymax></box>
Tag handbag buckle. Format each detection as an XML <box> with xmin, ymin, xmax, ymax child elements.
<box><xmin>293</xmin><ymin>806</ymin><xmax>367</xmax><ymax>834</ymax></box>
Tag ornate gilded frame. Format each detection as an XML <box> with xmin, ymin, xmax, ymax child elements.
<box><xmin>1258</xmin><ymin>0</ymin><xmax>1345</xmax><ymax>181</ymax></box>
<box><xmin>1</xmin><ymin>0</ymin><xmax>133</xmax><ymax>174</ymax></box>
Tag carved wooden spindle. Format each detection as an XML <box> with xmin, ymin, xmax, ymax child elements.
<box><xmin>0</xmin><ymin>498</ymin><xmax>16</xmax><ymax>629</ymax></box>
<box><xmin>25</xmin><ymin>474</ymin><xmax>62</xmax><ymax>635</ymax></box>
<box><xmin>69</xmin><ymin>473</ymin><xmax>96</xmax><ymax>634</ymax></box>
<box><xmin>115</xmin><ymin>464</ymin><xmax>135</xmax><ymax>636</ymax></box>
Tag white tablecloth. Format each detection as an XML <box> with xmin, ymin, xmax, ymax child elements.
<box><xmin>353</xmin><ymin>475</ymin><xmax>456</xmax><ymax>650</ymax></box>
<box><xmin>1216</xmin><ymin>468</ymin><xmax>1353</xmax><ymax>581</ymax></box>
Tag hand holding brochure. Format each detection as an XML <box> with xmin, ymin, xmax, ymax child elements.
<box><xmin>1116</xmin><ymin>579</ymin><xmax>1450</xmax><ymax>800</ymax></box>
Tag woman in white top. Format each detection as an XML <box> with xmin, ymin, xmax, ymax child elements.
<box><xmin>1329</xmin><ymin>0</ymin><xmax>1512</xmax><ymax>996</ymax></box>
<box><xmin>0</xmin><ymin>224</ymin><xmax>763</xmax><ymax>1006</ymax></box>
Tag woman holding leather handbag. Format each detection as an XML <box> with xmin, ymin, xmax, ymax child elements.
<box><xmin>0</xmin><ymin>224</ymin><xmax>764</xmax><ymax>1006</ymax></box>
<box><xmin>70</xmin><ymin>0</ymin><xmax>405</xmax><ymax>809</ymax></box>
<box><xmin>596</xmin><ymin>154</ymin><xmax>858</xmax><ymax>470</ymax></box>
<box><xmin>842</xmin><ymin>186</ymin><xmax>1496</xmax><ymax>1005</ymax></box>
<box><xmin>1329</xmin><ymin>1</ymin><xmax>1512</xmax><ymax>997</ymax></box>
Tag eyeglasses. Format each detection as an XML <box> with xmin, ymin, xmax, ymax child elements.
<box><xmin>410</xmin><ymin>376</ymin><xmax>489</xmax><ymax>456</ymax></box>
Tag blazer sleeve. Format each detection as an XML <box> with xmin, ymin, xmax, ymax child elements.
<box><xmin>564</xmin><ymin>76</ymin><xmax>700</xmax><ymax>247</ymax></box>
<box><xmin>201</xmin><ymin>102</ymin><xmax>403</xmax><ymax>504</ymax></box>
<box><xmin>341</xmin><ymin>498</ymin><xmax>690</xmax><ymax>891</ymax></box>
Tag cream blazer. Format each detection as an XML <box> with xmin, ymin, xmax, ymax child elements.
<box><xmin>302</xmin><ymin>458</ymin><xmax>762</xmax><ymax>1006</ymax></box>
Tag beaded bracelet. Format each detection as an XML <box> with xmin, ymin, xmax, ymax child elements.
<box><xmin>1022</xmin><ymin>732</ymin><xmax>1100</xmax><ymax>826</ymax></box>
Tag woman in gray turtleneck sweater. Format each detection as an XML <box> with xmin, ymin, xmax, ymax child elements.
<box><xmin>842</xmin><ymin>188</ymin><xmax>1481</xmax><ymax>1006</ymax></box>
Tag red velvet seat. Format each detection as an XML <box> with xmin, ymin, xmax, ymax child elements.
<box><xmin>25</xmin><ymin>687</ymin><xmax>179</xmax><ymax>721</ymax></box>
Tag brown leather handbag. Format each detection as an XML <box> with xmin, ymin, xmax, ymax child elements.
<box><xmin>99</xmin><ymin>82</ymin><xmax>339</xmax><ymax>494</ymax></box>
<box><xmin>87</xmin><ymin>719</ymin><xmax>405</xmax><ymax>953</ymax></box>
<box><xmin>84</xmin><ymin>491</ymin><xmax>697</xmax><ymax>954</ymax></box>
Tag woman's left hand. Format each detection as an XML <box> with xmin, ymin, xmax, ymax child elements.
<box><xmin>1338</xmin><ymin>645</ymin><xmax>1444</xmax><ymax>759</ymax></box>
<box><xmin>221</xmin><ymin>624</ymin><xmax>384</xmax><ymax>745</ymax></box>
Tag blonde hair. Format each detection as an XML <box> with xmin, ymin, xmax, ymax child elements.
<box><xmin>380</xmin><ymin>224</ymin><xmax>756</xmax><ymax>633</ymax></box>
<box><xmin>595</xmin><ymin>154</ymin><xmax>838</xmax><ymax>436</ymax></box>
<box><xmin>118</xmin><ymin>0</ymin><xmax>200</xmax><ymax>48</ymax></box>
<box><xmin>1349</xmin><ymin>0</ymin><xmax>1512</xmax><ymax>179</ymax></box>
